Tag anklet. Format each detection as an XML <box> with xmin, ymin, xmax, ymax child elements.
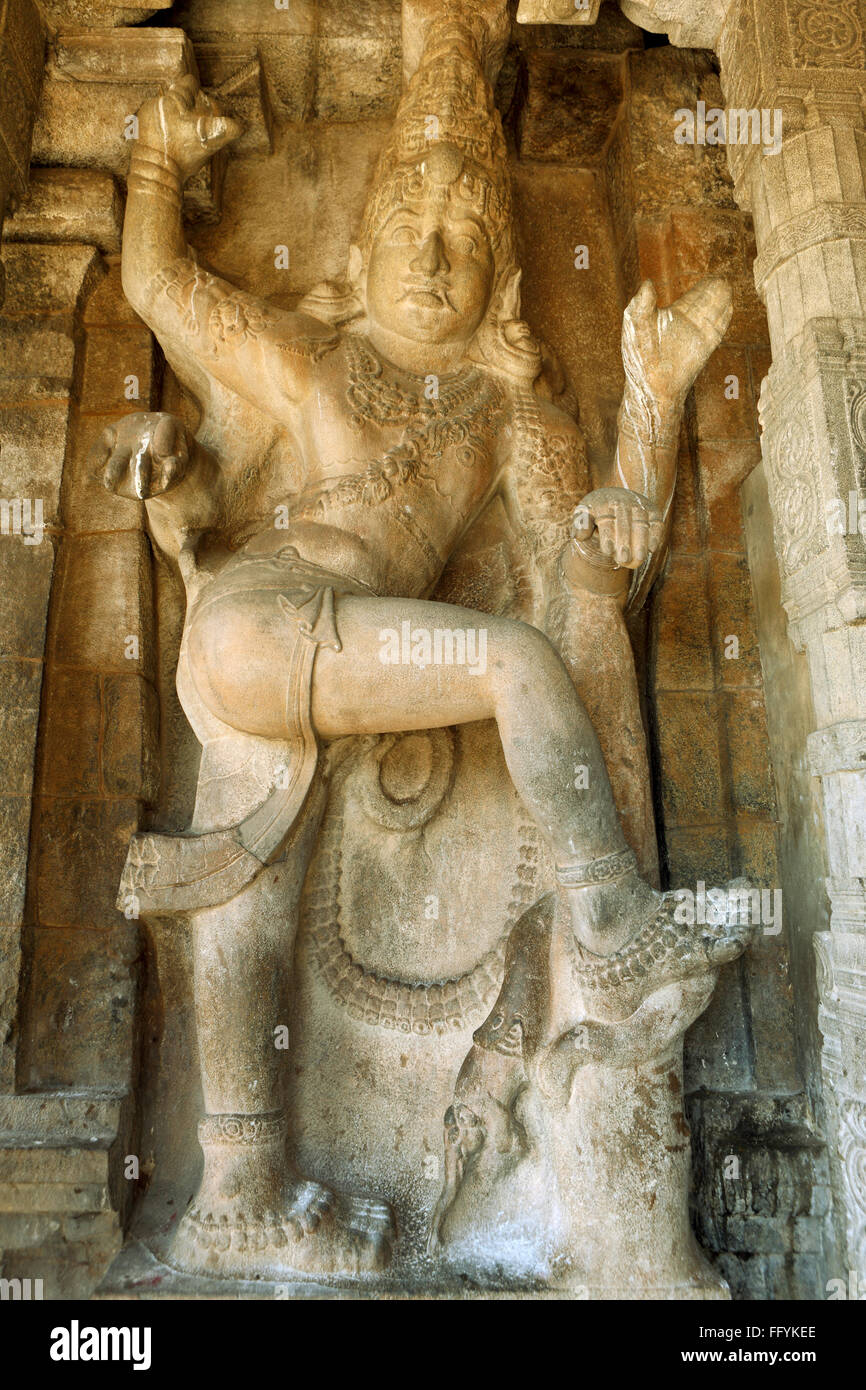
<box><xmin>556</xmin><ymin>847</ymin><xmax>637</xmax><ymax>888</ymax></box>
<box><xmin>198</xmin><ymin>1112</ymin><xmax>286</xmax><ymax>1144</ymax></box>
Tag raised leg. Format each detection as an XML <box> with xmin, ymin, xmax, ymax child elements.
<box><xmin>189</xmin><ymin>591</ymin><xmax>658</xmax><ymax>953</ymax></box>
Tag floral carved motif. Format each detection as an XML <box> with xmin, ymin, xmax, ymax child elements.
<box><xmin>839</xmin><ymin>1099</ymin><xmax>866</xmax><ymax>1275</ymax></box>
<box><xmin>770</xmin><ymin>401</ymin><xmax>825</xmax><ymax>575</ymax></box>
<box><xmin>786</xmin><ymin>0</ymin><xmax>866</xmax><ymax>69</ymax></box>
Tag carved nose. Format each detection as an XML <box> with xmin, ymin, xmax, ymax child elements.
<box><xmin>411</xmin><ymin>231</ymin><xmax>449</xmax><ymax>277</ymax></box>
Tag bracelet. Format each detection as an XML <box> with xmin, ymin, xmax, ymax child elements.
<box><xmin>128</xmin><ymin>148</ymin><xmax>184</xmax><ymax>208</ymax></box>
<box><xmin>560</xmin><ymin>541</ymin><xmax>629</xmax><ymax>598</ymax></box>
<box><xmin>130</xmin><ymin>144</ymin><xmax>182</xmax><ymax>181</ymax></box>
<box><xmin>557</xmin><ymin>848</ymin><xmax>638</xmax><ymax>888</ymax></box>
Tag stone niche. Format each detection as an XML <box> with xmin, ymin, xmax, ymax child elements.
<box><xmin>0</xmin><ymin>0</ymin><xmax>843</xmax><ymax>1301</ymax></box>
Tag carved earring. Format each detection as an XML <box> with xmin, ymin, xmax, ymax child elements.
<box><xmin>297</xmin><ymin>245</ymin><xmax>367</xmax><ymax>328</ymax></box>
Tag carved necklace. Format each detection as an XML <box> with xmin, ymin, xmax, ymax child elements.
<box><xmin>343</xmin><ymin>334</ymin><xmax>496</xmax><ymax>427</ymax></box>
<box><xmin>294</xmin><ymin>335</ymin><xmax>505</xmax><ymax>521</ymax></box>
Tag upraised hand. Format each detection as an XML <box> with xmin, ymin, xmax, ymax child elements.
<box><xmin>622</xmin><ymin>276</ymin><xmax>733</xmax><ymax>413</ymax></box>
<box><xmin>134</xmin><ymin>74</ymin><xmax>242</xmax><ymax>182</ymax></box>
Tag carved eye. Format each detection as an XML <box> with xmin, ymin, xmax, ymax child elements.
<box><xmin>391</xmin><ymin>224</ymin><xmax>419</xmax><ymax>245</ymax></box>
<box><xmin>452</xmin><ymin>233</ymin><xmax>478</xmax><ymax>256</ymax></box>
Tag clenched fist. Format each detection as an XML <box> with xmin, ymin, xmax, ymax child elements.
<box><xmin>134</xmin><ymin>74</ymin><xmax>242</xmax><ymax>182</ymax></box>
<box><xmin>93</xmin><ymin>413</ymin><xmax>192</xmax><ymax>501</ymax></box>
<box><xmin>571</xmin><ymin>487</ymin><xmax>665</xmax><ymax>570</ymax></box>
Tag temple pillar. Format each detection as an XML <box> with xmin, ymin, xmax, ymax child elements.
<box><xmin>716</xmin><ymin>0</ymin><xmax>866</xmax><ymax>1283</ymax></box>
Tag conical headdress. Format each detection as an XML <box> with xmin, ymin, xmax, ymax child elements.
<box><xmin>358</xmin><ymin>15</ymin><xmax>515</xmax><ymax>277</ymax></box>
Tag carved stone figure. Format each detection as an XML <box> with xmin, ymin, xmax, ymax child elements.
<box><xmin>94</xmin><ymin>0</ymin><xmax>751</xmax><ymax>1291</ymax></box>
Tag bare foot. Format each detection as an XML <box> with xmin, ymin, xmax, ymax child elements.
<box><xmin>567</xmin><ymin>876</ymin><xmax>763</xmax><ymax>1001</ymax></box>
<box><xmin>168</xmin><ymin>1116</ymin><xmax>392</xmax><ymax>1281</ymax></box>
<box><xmin>170</xmin><ymin>1178</ymin><xmax>391</xmax><ymax>1281</ymax></box>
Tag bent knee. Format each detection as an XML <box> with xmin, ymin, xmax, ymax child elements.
<box><xmin>488</xmin><ymin>620</ymin><xmax>566</xmax><ymax>699</ymax></box>
<box><xmin>186</xmin><ymin>593</ymin><xmax>289</xmax><ymax>737</ymax></box>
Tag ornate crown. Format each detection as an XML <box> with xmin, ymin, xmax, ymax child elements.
<box><xmin>359</xmin><ymin>17</ymin><xmax>514</xmax><ymax>265</ymax></box>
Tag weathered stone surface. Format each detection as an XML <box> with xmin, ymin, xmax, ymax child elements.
<box><xmin>684</xmin><ymin>962</ymin><xmax>754</xmax><ymax>1092</ymax></box>
<box><xmin>0</xmin><ymin>0</ymin><xmax>46</xmax><ymax>294</ymax></box>
<box><xmin>0</xmin><ymin>796</ymin><xmax>32</xmax><ymax>925</ymax></box>
<box><xmin>62</xmin><ymin>411</ymin><xmax>145</xmax><ymax>534</ymax></box>
<box><xmin>0</xmin><ymin>1209</ymin><xmax>124</xmax><ymax>1301</ymax></box>
<box><xmin>79</xmin><ymin>324</ymin><xmax>156</xmax><ymax>413</ymax></box>
<box><xmin>0</xmin><ymin>0</ymin><xmax>849</xmax><ymax>1305</ymax></box>
<box><xmin>518</xmin><ymin>50</ymin><xmax>624</xmax><ymax>164</ymax></box>
<box><xmin>0</xmin><ymin>241</ymin><xmax>100</xmax><ymax>315</ymax></box>
<box><xmin>18</xmin><ymin>923</ymin><xmax>139</xmax><ymax>1090</ymax></box>
<box><xmin>0</xmin><ymin>658</ymin><xmax>43</xmax><ymax>796</ymax></box>
<box><xmin>517</xmin><ymin>0</ymin><xmax>604</xmax><ymax>22</ymax></box>
<box><xmin>0</xmin><ymin>536</ymin><xmax>55</xmax><ymax>660</ymax></box>
<box><xmin>656</xmin><ymin>692</ymin><xmax>727</xmax><ymax>823</ymax></box>
<box><xmin>48</xmin><ymin>1</ymin><xmax>756</xmax><ymax>1297</ymax></box>
<box><xmin>35</xmin><ymin>798</ymin><xmax>140</xmax><ymax>930</ymax></box>
<box><xmin>316</xmin><ymin>37</ymin><xmax>403</xmax><ymax>122</ymax></box>
<box><xmin>0</xmin><ymin>403</ymin><xmax>70</xmax><ymax>524</ymax></box>
<box><xmin>174</xmin><ymin>0</ymin><xmax>403</xmax><ymax>123</ymax></box>
<box><xmin>0</xmin><ymin>315</ymin><xmax>76</xmax><ymax>402</ymax></box>
<box><xmin>29</xmin><ymin>28</ymin><xmax>227</xmax><ymax>219</ymax></box>
<box><xmin>0</xmin><ymin>1148</ymin><xmax>111</xmax><ymax>1183</ymax></box>
<box><xmin>39</xmin><ymin>667</ymin><xmax>102</xmax><ymax>797</ymax></box>
<box><xmin>689</xmin><ymin>1092</ymin><xmax>833</xmax><ymax>1300</ymax></box>
<box><xmin>707</xmin><ymin>551</ymin><xmax>762</xmax><ymax>685</ymax></box>
<box><xmin>697</xmin><ymin>440</ymin><xmax>760</xmax><ymax>550</ymax></box>
<box><xmin>652</xmin><ymin>556</ymin><xmax>715</xmax><ymax>691</ymax></box>
<box><xmin>5</xmin><ymin>168</ymin><xmax>123</xmax><ymax>253</ymax></box>
<box><xmin>723</xmin><ymin>691</ymin><xmax>777</xmax><ymax>817</ymax></box>
<box><xmin>101</xmin><ymin>673</ymin><xmax>159</xmax><ymax>801</ymax></box>
<box><xmin>692</xmin><ymin>344</ymin><xmax>756</xmax><ymax>442</ymax></box>
<box><xmin>43</xmin><ymin>2</ymin><xmax>171</xmax><ymax>22</ymax></box>
<box><xmin>620</xmin><ymin>0</ymin><xmax>731</xmax><ymax>49</ymax></box>
<box><xmin>48</xmin><ymin>531</ymin><xmax>155</xmax><ymax>677</ymax></box>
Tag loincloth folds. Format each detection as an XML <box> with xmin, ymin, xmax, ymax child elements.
<box><xmin>117</xmin><ymin>534</ymin><xmax>373</xmax><ymax>916</ymax></box>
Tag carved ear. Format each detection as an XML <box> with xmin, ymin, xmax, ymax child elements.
<box><xmin>499</xmin><ymin>268</ymin><xmax>522</xmax><ymax>323</ymax></box>
<box><xmin>347</xmin><ymin>243</ymin><xmax>365</xmax><ymax>289</ymax></box>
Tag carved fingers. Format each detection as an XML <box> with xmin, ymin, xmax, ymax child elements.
<box><xmin>621</xmin><ymin>275</ymin><xmax>733</xmax><ymax>410</ymax></box>
<box><xmin>93</xmin><ymin>412</ymin><xmax>190</xmax><ymax>501</ymax></box>
<box><xmin>571</xmin><ymin>486</ymin><xmax>664</xmax><ymax>570</ymax></box>
<box><xmin>671</xmin><ymin>275</ymin><xmax>734</xmax><ymax>353</ymax></box>
<box><xmin>136</xmin><ymin>74</ymin><xmax>243</xmax><ymax>178</ymax></box>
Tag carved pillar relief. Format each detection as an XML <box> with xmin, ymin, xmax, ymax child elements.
<box><xmin>716</xmin><ymin>0</ymin><xmax>866</xmax><ymax>1283</ymax></box>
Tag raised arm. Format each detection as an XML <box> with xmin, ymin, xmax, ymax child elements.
<box><xmin>123</xmin><ymin>76</ymin><xmax>336</xmax><ymax>418</ymax></box>
<box><xmin>568</xmin><ymin>277</ymin><xmax>733</xmax><ymax>614</ymax></box>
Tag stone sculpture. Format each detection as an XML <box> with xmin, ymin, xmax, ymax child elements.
<box><xmin>93</xmin><ymin>0</ymin><xmax>757</xmax><ymax>1293</ymax></box>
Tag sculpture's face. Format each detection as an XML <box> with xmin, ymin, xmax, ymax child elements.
<box><xmin>365</xmin><ymin>184</ymin><xmax>495</xmax><ymax>347</ymax></box>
